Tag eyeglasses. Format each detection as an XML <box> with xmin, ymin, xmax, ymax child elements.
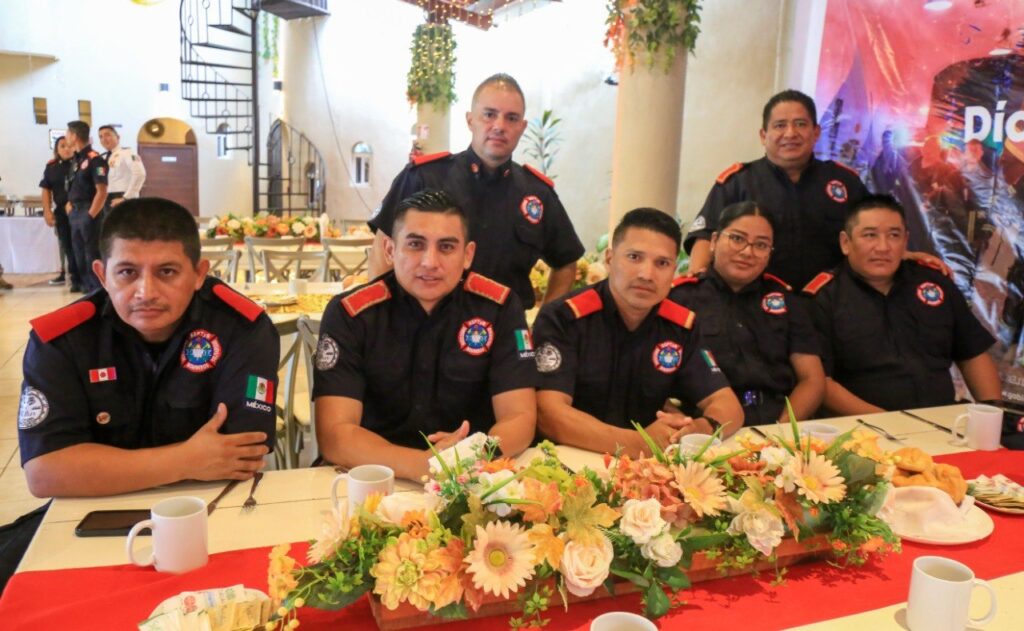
<box><xmin>721</xmin><ymin>231</ymin><xmax>773</xmax><ymax>256</ymax></box>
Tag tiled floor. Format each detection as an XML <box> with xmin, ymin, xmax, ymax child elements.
<box><xmin>0</xmin><ymin>282</ymin><xmax>72</xmax><ymax>523</ymax></box>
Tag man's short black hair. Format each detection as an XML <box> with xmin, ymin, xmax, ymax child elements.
<box><xmin>762</xmin><ymin>90</ymin><xmax>818</xmax><ymax>130</ymax></box>
<box><xmin>612</xmin><ymin>208</ymin><xmax>682</xmax><ymax>253</ymax></box>
<box><xmin>67</xmin><ymin>120</ymin><xmax>90</xmax><ymax>143</ymax></box>
<box><xmin>97</xmin><ymin>124</ymin><xmax>118</xmax><ymax>137</ymax></box>
<box><xmin>393</xmin><ymin>189</ymin><xmax>469</xmax><ymax>239</ymax></box>
<box><xmin>844</xmin><ymin>193</ymin><xmax>907</xmax><ymax>233</ymax></box>
<box><xmin>471</xmin><ymin>73</ymin><xmax>525</xmax><ymax>107</ymax></box>
<box><xmin>100</xmin><ymin>197</ymin><xmax>201</xmax><ymax>264</ymax></box>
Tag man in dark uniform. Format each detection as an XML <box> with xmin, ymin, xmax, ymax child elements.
<box><xmin>685</xmin><ymin>90</ymin><xmax>871</xmax><ymax>289</ymax></box>
<box><xmin>533</xmin><ymin>208</ymin><xmax>743</xmax><ymax>456</ymax></box>
<box><xmin>805</xmin><ymin>195</ymin><xmax>1001</xmax><ymax>415</ymax></box>
<box><xmin>18</xmin><ymin>197</ymin><xmax>277</xmax><ymax>498</ymax></box>
<box><xmin>367</xmin><ymin>73</ymin><xmax>584</xmax><ymax>308</ymax></box>
<box><xmin>39</xmin><ymin>135</ymin><xmax>81</xmax><ymax>291</ymax></box>
<box><xmin>65</xmin><ymin>120</ymin><xmax>108</xmax><ymax>293</ymax></box>
<box><xmin>314</xmin><ymin>190</ymin><xmax>536</xmax><ymax>481</ymax></box>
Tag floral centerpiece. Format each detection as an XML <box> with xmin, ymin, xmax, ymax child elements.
<box><xmin>266</xmin><ymin>417</ymin><xmax>899</xmax><ymax>629</ymax></box>
<box><xmin>206</xmin><ymin>212</ymin><xmax>347</xmax><ymax>243</ymax></box>
<box><xmin>530</xmin><ymin>255</ymin><xmax>607</xmax><ymax>305</ymax></box>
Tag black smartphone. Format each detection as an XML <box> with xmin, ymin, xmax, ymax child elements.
<box><xmin>74</xmin><ymin>509</ymin><xmax>151</xmax><ymax>537</ymax></box>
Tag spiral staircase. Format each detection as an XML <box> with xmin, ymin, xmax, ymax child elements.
<box><xmin>179</xmin><ymin>0</ymin><xmax>328</xmax><ymax>215</ymax></box>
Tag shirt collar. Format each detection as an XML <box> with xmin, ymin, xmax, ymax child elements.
<box><xmin>465</xmin><ymin>146</ymin><xmax>512</xmax><ymax>182</ymax></box>
<box><xmin>704</xmin><ymin>266</ymin><xmax>762</xmax><ymax>295</ymax></box>
<box><xmin>389</xmin><ymin>270</ymin><xmax>459</xmax><ymax>319</ymax></box>
<box><xmin>764</xmin><ymin>155</ymin><xmax>818</xmax><ymax>182</ymax></box>
<box><xmin>841</xmin><ymin>259</ymin><xmax>910</xmax><ymax>295</ymax></box>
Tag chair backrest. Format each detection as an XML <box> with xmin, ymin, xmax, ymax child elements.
<box><xmin>295</xmin><ymin>315</ymin><xmax>322</xmax><ymax>445</ymax></box>
<box><xmin>244</xmin><ymin>236</ymin><xmax>305</xmax><ymax>281</ymax></box>
<box><xmin>202</xmin><ymin>249</ymin><xmax>240</xmax><ymax>282</ymax></box>
<box><xmin>322</xmin><ymin>238</ymin><xmax>372</xmax><ymax>279</ymax></box>
<box><xmin>261</xmin><ymin>249</ymin><xmax>330</xmax><ymax>283</ymax></box>
<box><xmin>200</xmin><ymin>236</ymin><xmax>235</xmax><ymax>251</ymax></box>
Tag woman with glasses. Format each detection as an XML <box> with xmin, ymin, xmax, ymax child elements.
<box><xmin>672</xmin><ymin>201</ymin><xmax>825</xmax><ymax>425</ymax></box>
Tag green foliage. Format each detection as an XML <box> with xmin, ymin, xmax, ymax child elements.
<box><xmin>523</xmin><ymin>110</ymin><xmax>563</xmax><ymax>177</ymax></box>
<box><xmin>407</xmin><ymin>22</ymin><xmax>457</xmax><ymax>108</ymax></box>
<box><xmin>259</xmin><ymin>13</ymin><xmax>280</xmax><ymax>76</ymax></box>
<box><xmin>606</xmin><ymin>0</ymin><xmax>703</xmax><ymax>71</ymax></box>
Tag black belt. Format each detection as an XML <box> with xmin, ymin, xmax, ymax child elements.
<box><xmin>108</xmin><ymin>192</ymin><xmax>125</xmax><ymax>200</ymax></box>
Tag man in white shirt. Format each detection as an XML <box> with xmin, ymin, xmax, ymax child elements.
<box><xmin>98</xmin><ymin>125</ymin><xmax>146</xmax><ymax>217</ymax></box>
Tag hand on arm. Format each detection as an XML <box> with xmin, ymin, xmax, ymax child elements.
<box><xmin>686</xmin><ymin>387</ymin><xmax>744</xmax><ymax>438</ymax></box>
<box><xmin>779</xmin><ymin>353</ymin><xmax>826</xmax><ymax>422</ymax></box>
<box><xmin>537</xmin><ymin>390</ymin><xmax>648</xmax><ymax>457</ymax></box>
<box><xmin>23</xmin><ymin>404</ymin><xmax>268</xmax><ymax>497</ymax></box>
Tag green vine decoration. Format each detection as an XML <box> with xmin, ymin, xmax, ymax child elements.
<box><xmin>407</xmin><ymin>22</ymin><xmax>457</xmax><ymax>108</ymax></box>
<box><xmin>260</xmin><ymin>12</ymin><xmax>280</xmax><ymax>76</ymax></box>
<box><xmin>605</xmin><ymin>0</ymin><xmax>703</xmax><ymax>71</ymax></box>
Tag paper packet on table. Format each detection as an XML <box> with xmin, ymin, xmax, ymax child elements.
<box><xmin>138</xmin><ymin>584</ymin><xmax>270</xmax><ymax>631</ymax></box>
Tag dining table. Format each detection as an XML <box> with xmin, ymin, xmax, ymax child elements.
<box><xmin>2</xmin><ymin>404</ymin><xmax>1021</xmax><ymax>630</ymax></box>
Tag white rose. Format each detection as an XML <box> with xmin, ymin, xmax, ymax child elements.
<box><xmin>475</xmin><ymin>470</ymin><xmax>522</xmax><ymax>518</ymax></box>
<box><xmin>375</xmin><ymin>492</ymin><xmax>440</xmax><ymax>525</ymax></box>
<box><xmin>207</xmin><ymin>218</ymin><xmax>219</xmax><ymax>231</ymax></box>
<box><xmin>619</xmin><ymin>498</ymin><xmax>667</xmax><ymax>545</ymax></box>
<box><xmin>560</xmin><ymin>535</ymin><xmax>614</xmax><ymax>597</ymax></box>
<box><xmin>427</xmin><ymin>432</ymin><xmax>490</xmax><ymax>474</ymax></box>
<box><xmin>226</xmin><ymin>218</ymin><xmax>241</xmax><ymax>230</ymax></box>
<box><xmin>727</xmin><ymin>508</ymin><xmax>785</xmax><ymax>557</ymax></box>
<box><xmin>641</xmin><ymin>532</ymin><xmax>682</xmax><ymax>568</ymax></box>
<box><xmin>291</xmin><ymin>221</ymin><xmax>305</xmax><ymax>235</ymax></box>
<box><xmin>759</xmin><ymin>446</ymin><xmax>789</xmax><ymax>468</ymax></box>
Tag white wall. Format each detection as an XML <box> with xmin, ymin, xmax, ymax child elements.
<box><xmin>282</xmin><ymin>0</ymin><xmax>788</xmax><ymax>249</ymax></box>
<box><xmin>0</xmin><ymin>0</ymin><xmax>260</xmax><ymax>217</ymax></box>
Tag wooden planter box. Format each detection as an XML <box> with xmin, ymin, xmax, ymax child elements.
<box><xmin>369</xmin><ymin>535</ymin><xmax>831</xmax><ymax>630</ymax></box>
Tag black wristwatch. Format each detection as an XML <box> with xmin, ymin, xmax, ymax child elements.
<box><xmin>702</xmin><ymin>416</ymin><xmax>723</xmax><ymax>435</ymax></box>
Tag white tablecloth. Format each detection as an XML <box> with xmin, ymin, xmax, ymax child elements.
<box><xmin>0</xmin><ymin>216</ymin><xmax>60</xmax><ymax>273</ymax></box>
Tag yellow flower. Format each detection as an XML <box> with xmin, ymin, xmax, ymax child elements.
<box><xmin>528</xmin><ymin>523</ymin><xmax>565</xmax><ymax>568</ymax></box>
<box><xmin>671</xmin><ymin>461</ymin><xmax>728</xmax><ymax>517</ymax></box>
<box><xmin>267</xmin><ymin>544</ymin><xmax>298</xmax><ymax>605</ymax></box>
<box><xmin>790</xmin><ymin>453</ymin><xmax>847</xmax><ymax>504</ymax></box>
<box><xmin>370</xmin><ymin>533</ymin><xmax>444</xmax><ymax>611</ymax></box>
<box><xmin>466</xmin><ymin>521</ymin><xmax>536</xmax><ymax>598</ymax></box>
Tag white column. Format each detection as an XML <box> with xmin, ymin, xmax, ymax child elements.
<box><xmin>416</xmin><ymin>102</ymin><xmax>450</xmax><ymax>154</ymax></box>
<box><xmin>608</xmin><ymin>51</ymin><xmax>687</xmax><ymax>229</ymax></box>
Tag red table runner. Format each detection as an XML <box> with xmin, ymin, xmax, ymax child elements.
<box><xmin>2</xmin><ymin>450</ymin><xmax>1021</xmax><ymax>631</ymax></box>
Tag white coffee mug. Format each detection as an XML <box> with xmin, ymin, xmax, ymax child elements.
<box><xmin>288</xmin><ymin>278</ymin><xmax>308</xmax><ymax>295</ymax></box>
<box><xmin>590</xmin><ymin>611</ymin><xmax>657</xmax><ymax>631</ymax></box>
<box><xmin>952</xmin><ymin>404</ymin><xmax>1002</xmax><ymax>451</ymax></box>
<box><xmin>331</xmin><ymin>464</ymin><xmax>395</xmax><ymax>513</ymax></box>
<box><xmin>126</xmin><ymin>496</ymin><xmax>208</xmax><ymax>574</ymax></box>
<box><xmin>678</xmin><ymin>433</ymin><xmax>721</xmax><ymax>456</ymax></box>
<box><xmin>802</xmin><ymin>422</ymin><xmax>841</xmax><ymax>443</ymax></box>
<box><xmin>907</xmin><ymin>556</ymin><xmax>997</xmax><ymax>631</ymax></box>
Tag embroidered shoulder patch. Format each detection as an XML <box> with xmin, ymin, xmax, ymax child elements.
<box><xmin>341</xmin><ymin>280</ymin><xmax>391</xmax><ymax>317</ymax></box>
<box><xmin>565</xmin><ymin>289</ymin><xmax>602</xmax><ymax>319</ymax></box>
<box><xmin>30</xmin><ymin>301</ymin><xmax>97</xmax><ymax>343</ymax></box>
<box><xmin>411</xmin><ymin>151</ymin><xmax>451</xmax><ymax>167</ymax></box>
<box><xmin>524</xmin><ymin>164</ymin><xmax>555</xmax><ymax>189</ymax></box>
<box><xmin>802</xmin><ymin>272</ymin><xmax>835</xmax><ymax>296</ymax></box>
<box><xmin>464</xmin><ymin>272</ymin><xmax>510</xmax><ymax>305</ymax></box>
<box><xmin>212</xmin><ymin>283</ymin><xmax>264</xmax><ymax>322</ymax></box>
<box><xmin>657</xmin><ymin>300</ymin><xmax>695</xmax><ymax>329</ymax></box>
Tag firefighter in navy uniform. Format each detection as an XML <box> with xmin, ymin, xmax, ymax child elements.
<box><xmin>367</xmin><ymin>73</ymin><xmax>584</xmax><ymax>308</ymax></box>
<box><xmin>533</xmin><ymin>208</ymin><xmax>743</xmax><ymax>457</ymax></box>
<box><xmin>39</xmin><ymin>135</ymin><xmax>81</xmax><ymax>290</ymax></box>
<box><xmin>65</xmin><ymin>120</ymin><xmax>109</xmax><ymax>293</ymax></box>
<box><xmin>671</xmin><ymin>202</ymin><xmax>825</xmax><ymax>426</ymax></box>
<box><xmin>314</xmin><ymin>191</ymin><xmax>537</xmax><ymax>481</ymax></box>
<box><xmin>684</xmin><ymin>90</ymin><xmax>869</xmax><ymax>291</ymax></box>
<box><xmin>805</xmin><ymin>195</ymin><xmax>1000</xmax><ymax>416</ymax></box>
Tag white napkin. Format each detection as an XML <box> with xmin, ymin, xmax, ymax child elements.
<box><xmin>877</xmin><ymin>486</ymin><xmax>976</xmax><ymax>538</ymax></box>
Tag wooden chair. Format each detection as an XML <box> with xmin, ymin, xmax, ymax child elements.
<box><xmin>202</xmin><ymin>249</ymin><xmax>240</xmax><ymax>282</ymax></box>
<box><xmin>261</xmin><ymin>249</ymin><xmax>330</xmax><ymax>283</ymax></box>
<box><xmin>200</xmin><ymin>236</ymin><xmax>235</xmax><ymax>251</ymax></box>
<box><xmin>272</xmin><ymin>315</ymin><xmax>320</xmax><ymax>469</ymax></box>
<box><xmin>322</xmin><ymin>237</ymin><xmax>372</xmax><ymax>280</ymax></box>
<box><xmin>244</xmin><ymin>236</ymin><xmax>305</xmax><ymax>281</ymax></box>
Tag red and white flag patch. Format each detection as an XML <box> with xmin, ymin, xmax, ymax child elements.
<box><xmin>89</xmin><ymin>367</ymin><xmax>118</xmax><ymax>383</ymax></box>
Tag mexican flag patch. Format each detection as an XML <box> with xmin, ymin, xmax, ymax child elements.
<box><xmin>246</xmin><ymin>375</ymin><xmax>274</xmax><ymax>403</ymax></box>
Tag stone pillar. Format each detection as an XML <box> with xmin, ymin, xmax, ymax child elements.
<box><xmin>416</xmin><ymin>102</ymin><xmax>450</xmax><ymax>154</ymax></box>
<box><xmin>608</xmin><ymin>51</ymin><xmax>687</xmax><ymax>230</ymax></box>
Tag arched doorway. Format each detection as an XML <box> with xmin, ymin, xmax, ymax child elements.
<box><xmin>137</xmin><ymin>117</ymin><xmax>200</xmax><ymax>215</ymax></box>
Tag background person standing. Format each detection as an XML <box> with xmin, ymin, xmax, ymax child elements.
<box><xmin>97</xmin><ymin>125</ymin><xmax>146</xmax><ymax>217</ymax></box>
<box><xmin>39</xmin><ymin>136</ymin><xmax>81</xmax><ymax>291</ymax></box>
<box><xmin>65</xmin><ymin>120</ymin><xmax>108</xmax><ymax>293</ymax></box>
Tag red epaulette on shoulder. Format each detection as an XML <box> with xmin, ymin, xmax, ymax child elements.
<box><xmin>763</xmin><ymin>273</ymin><xmax>792</xmax><ymax>291</ymax></box>
<box><xmin>914</xmin><ymin>258</ymin><xmax>945</xmax><ymax>272</ymax></box>
<box><xmin>30</xmin><ymin>301</ymin><xmax>97</xmax><ymax>343</ymax></box>
<box><xmin>341</xmin><ymin>280</ymin><xmax>391</xmax><ymax>317</ymax></box>
<box><xmin>565</xmin><ymin>289</ymin><xmax>602</xmax><ymax>319</ymax></box>
<box><xmin>524</xmin><ymin>164</ymin><xmax>554</xmax><ymax>189</ymax></box>
<box><xmin>87</xmin><ymin>150</ymin><xmax>99</xmax><ymax>159</ymax></box>
<box><xmin>411</xmin><ymin>151</ymin><xmax>451</xmax><ymax>167</ymax></box>
<box><xmin>46</xmin><ymin>158</ymin><xmax>57</xmax><ymax>165</ymax></box>
<box><xmin>830</xmin><ymin>160</ymin><xmax>859</xmax><ymax>177</ymax></box>
<box><xmin>672</xmin><ymin>275</ymin><xmax>700</xmax><ymax>287</ymax></box>
<box><xmin>802</xmin><ymin>272</ymin><xmax>835</xmax><ymax>296</ymax></box>
<box><xmin>464</xmin><ymin>272</ymin><xmax>510</xmax><ymax>305</ymax></box>
<box><xmin>657</xmin><ymin>300</ymin><xmax>695</xmax><ymax>330</ymax></box>
<box><xmin>212</xmin><ymin>283</ymin><xmax>264</xmax><ymax>322</ymax></box>
<box><xmin>716</xmin><ymin>162</ymin><xmax>744</xmax><ymax>185</ymax></box>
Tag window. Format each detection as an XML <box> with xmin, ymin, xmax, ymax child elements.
<box><xmin>352</xmin><ymin>141</ymin><xmax>372</xmax><ymax>185</ymax></box>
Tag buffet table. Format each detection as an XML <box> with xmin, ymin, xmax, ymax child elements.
<box><xmin>0</xmin><ymin>216</ymin><xmax>60</xmax><ymax>273</ymax></box>
<box><xmin>3</xmin><ymin>405</ymin><xmax>1022</xmax><ymax>630</ymax></box>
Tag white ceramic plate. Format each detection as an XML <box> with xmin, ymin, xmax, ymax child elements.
<box><xmin>968</xmin><ymin>477</ymin><xmax>1024</xmax><ymax>515</ymax></box>
<box><xmin>894</xmin><ymin>505</ymin><xmax>995</xmax><ymax>545</ymax></box>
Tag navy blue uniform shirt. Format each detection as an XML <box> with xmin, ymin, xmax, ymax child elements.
<box><xmin>68</xmin><ymin>144</ymin><xmax>108</xmax><ymax>203</ymax></box>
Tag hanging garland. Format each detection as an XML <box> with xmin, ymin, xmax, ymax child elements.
<box><xmin>260</xmin><ymin>12</ymin><xmax>280</xmax><ymax>76</ymax></box>
<box><xmin>406</xmin><ymin>22</ymin><xmax>457</xmax><ymax>108</ymax></box>
<box><xmin>605</xmin><ymin>0</ymin><xmax>702</xmax><ymax>71</ymax></box>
